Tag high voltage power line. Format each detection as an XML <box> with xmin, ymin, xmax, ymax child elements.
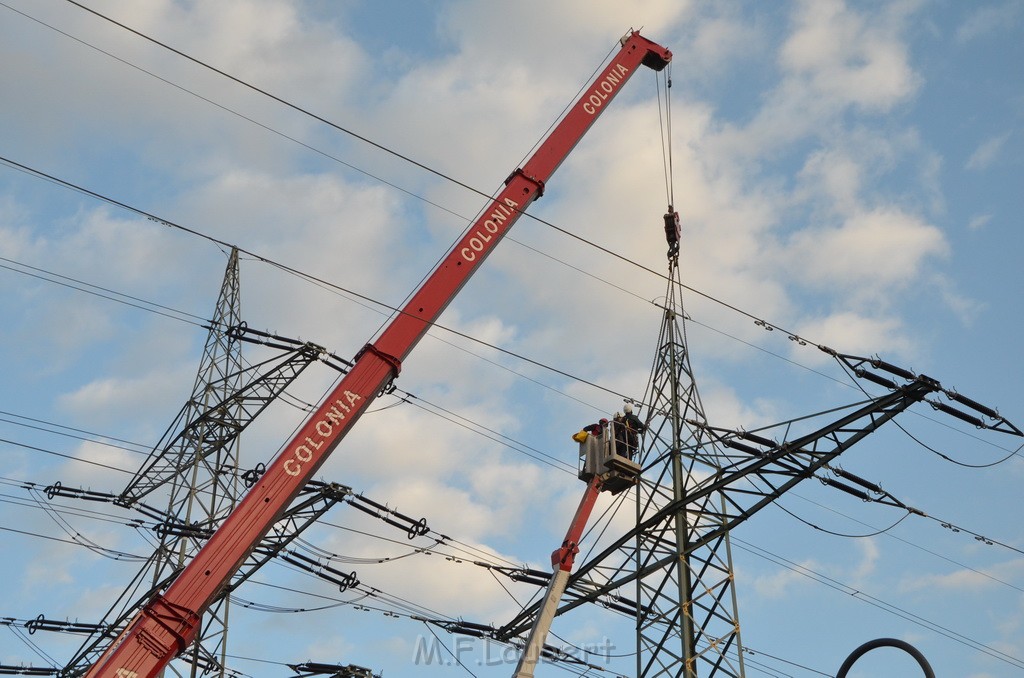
<box><xmin>0</xmin><ymin>0</ymin><xmax>906</xmax><ymax>377</ymax></box>
<box><xmin>1</xmin><ymin>4</ymin><xmax>1020</xmax><ymax>678</ymax></box>
<box><xmin>2</xmin><ymin>0</ymin><xmax>1020</xmax><ymax>471</ymax></box>
<box><xmin>0</xmin><ymin>6</ymin><xmax>1018</xmax><ymax>473</ymax></box>
<box><xmin>3</xmin><ymin>228</ymin><xmax>1019</xmax><ymax>496</ymax></box>
<box><xmin>7</xmin><ymin>471</ymin><xmax>1023</xmax><ymax>674</ymax></box>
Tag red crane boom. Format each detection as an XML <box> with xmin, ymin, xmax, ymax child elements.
<box><xmin>84</xmin><ymin>30</ymin><xmax>671</xmax><ymax>678</ymax></box>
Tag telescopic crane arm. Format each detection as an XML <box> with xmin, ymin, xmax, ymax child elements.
<box><xmin>83</xmin><ymin>31</ymin><xmax>671</xmax><ymax>678</ymax></box>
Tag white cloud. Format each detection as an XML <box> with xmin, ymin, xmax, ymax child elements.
<box><xmin>57</xmin><ymin>366</ymin><xmax>194</xmax><ymax>435</ymax></box>
<box><xmin>674</xmin><ymin>5</ymin><xmax>766</xmax><ymax>82</ymax></box>
<box><xmin>749</xmin><ymin>556</ymin><xmax>817</xmax><ymax>599</ymax></box>
<box><xmin>848</xmin><ymin>538</ymin><xmax>880</xmax><ymax>584</ymax></box>
<box><xmin>792</xmin><ymin>311</ymin><xmax>914</xmax><ymax>363</ymax></box>
<box><xmin>798</xmin><ymin>147</ymin><xmax>864</xmax><ymax>214</ymax></box>
<box><xmin>927</xmin><ymin>273</ymin><xmax>985</xmax><ymax>326</ymax></box>
<box><xmin>781</xmin><ymin>208</ymin><xmax>949</xmax><ymax>302</ymax></box>
<box><xmin>749</xmin><ymin>538</ymin><xmax>880</xmax><ymax>600</ymax></box>
<box><xmin>968</xmin><ymin>214</ymin><xmax>993</xmax><ymax>231</ymax></box>
<box><xmin>780</xmin><ymin>0</ymin><xmax>921</xmax><ymax>112</ymax></box>
<box><xmin>966</xmin><ymin>133</ymin><xmax>1012</xmax><ymax>171</ymax></box>
<box><xmin>899</xmin><ymin>558</ymin><xmax>1024</xmax><ymax>593</ymax></box>
<box><xmin>701</xmin><ymin>0</ymin><xmax>921</xmax><ymax>168</ymax></box>
<box><xmin>697</xmin><ymin>378</ymin><xmax>782</xmax><ymax>431</ymax></box>
<box><xmin>955</xmin><ymin>1</ymin><xmax>1024</xmax><ymax>43</ymax></box>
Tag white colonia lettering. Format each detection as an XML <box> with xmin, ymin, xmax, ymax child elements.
<box><xmin>283</xmin><ymin>390</ymin><xmax>363</xmax><ymax>476</ymax></box>
<box><xmin>582</xmin><ymin>63</ymin><xmax>630</xmax><ymax>115</ymax></box>
<box><xmin>460</xmin><ymin>198</ymin><xmax>520</xmax><ymax>262</ymax></box>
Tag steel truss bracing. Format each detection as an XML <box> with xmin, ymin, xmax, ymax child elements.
<box><xmin>118</xmin><ymin>331</ymin><xmax>329</xmax><ymax>510</ymax></box>
<box><xmin>54</xmin><ymin>480</ymin><xmax>360</xmax><ymax>677</ymax></box>
<box><xmin>559</xmin><ymin>352</ymin><xmax>948</xmax><ymax>678</ymax></box>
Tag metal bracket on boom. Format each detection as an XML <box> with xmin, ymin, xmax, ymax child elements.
<box><xmin>504</xmin><ymin>168</ymin><xmax>545</xmax><ymax>198</ymax></box>
<box><xmin>620</xmin><ymin>29</ymin><xmax>672</xmax><ymax>71</ymax></box>
<box><xmin>354</xmin><ymin>343</ymin><xmax>402</xmax><ymax>394</ymax></box>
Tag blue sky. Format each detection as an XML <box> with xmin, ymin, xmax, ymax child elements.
<box><xmin>1</xmin><ymin>1</ymin><xmax>1023</xmax><ymax>677</ymax></box>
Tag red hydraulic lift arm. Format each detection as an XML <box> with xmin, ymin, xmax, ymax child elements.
<box><xmin>513</xmin><ymin>476</ymin><xmax>603</xmax><ymax>678</ymax></box>
<box><xmin>84</xmin><ymin>30</ymin><xmax>671</xmax><ymax>678</ymax></box>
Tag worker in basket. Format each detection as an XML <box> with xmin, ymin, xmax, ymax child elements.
<box><xmin>610</xmin><ymin>404</ymin><xmax>645</xmax><ymax>460</ymax></box>
<box><xmin>572</xmin><ymin>418</ymin><xmax>608</xmax><ymax>443</ymax></box>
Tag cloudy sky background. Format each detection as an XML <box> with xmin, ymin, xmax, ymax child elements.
<box><xmin>1</xmin><ymin>1</ymin><xmax>1023</xmax><ymax>676</ymax></box>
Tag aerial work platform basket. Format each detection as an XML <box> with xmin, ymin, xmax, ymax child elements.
<box><xmin>578</xmin><ymin>429</ymin><xmax>641</xmax><ymax>494</ymax></box>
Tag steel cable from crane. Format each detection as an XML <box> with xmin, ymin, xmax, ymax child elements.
<box><xmin>656</xmin><ymin>63</ymin><xmax>674</xmax><ymax>210</ymax></box>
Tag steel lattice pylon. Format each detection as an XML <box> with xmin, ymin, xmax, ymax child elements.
<box><xmin>628</xmin><ymin>253</ymin><xmax>745</xmax><ymax>678</ymax></box>
<box><xmin>59</xmin><ymin>249</ymin><xmax>351</xmax><ymax>677</ymax></box>
<box><xmin>151</xmin><ymin>246</ymin><xmax>245</xmax><ymax>677</ymax></box>
<box><xmin>60</xmin><ymin>248</ymin><xmax>247</xmax><ymax>678</ymax></box>
<box><xmin>496</xmin><ymin>210</ymin><xmax>1019</xmax><ymax>677</ymax></box>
